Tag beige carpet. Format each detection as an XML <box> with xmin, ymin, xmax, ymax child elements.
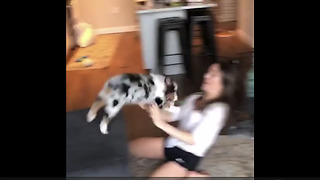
<box><xmin>129</xmin><ymin>135</ymin><xmax>254</xmax><ymax>177</ymax></box>
<box><xmin>66</xmin><ymin>34</ymin><xmax>122</xmax><ymax>71</ymax></box>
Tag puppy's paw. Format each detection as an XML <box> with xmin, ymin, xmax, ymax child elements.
<box><xmin>99</xmin><ymin>120</ymin><xmax>109</xmax><ymax>134</ymax></box>
<box><xmin>87</xmin><ymin>111</ymin><xmax>96</xmax><ymax>123</ymax></box>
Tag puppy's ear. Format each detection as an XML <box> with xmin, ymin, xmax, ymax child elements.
<box><xmin>164</xmin><ymin>76</ymin><xmax>173</xmax><ymax>86</ymax></box>
<box><xmin>173</xmin><ymin>82</ymin><xmax>178</xmax><ymax>91</ymax></box>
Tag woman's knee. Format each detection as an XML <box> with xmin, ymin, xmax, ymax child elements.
<box><xmin>129</xmin><ymin>137</ymin><xmax>165</xmax><ymax>159</ymax></box>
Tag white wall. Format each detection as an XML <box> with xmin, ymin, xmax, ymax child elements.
<box><xmin>66</xmin><ymin>13</ymin><xmax>72</xmax><ymax>57</ymax></box>
<box><xmin>66</xmin><ymin>8</ymin><xmax>76</xmax><ymax>58</ymax></box>
<box><xmin>237</xmin><ymin>0</ymin><xmax>254</xmax><ymax>48</ymax></box>
<box><xmin>72</xmin><ymin>0</ymin><xmax>136</xmax><ymax>34</ymax></box>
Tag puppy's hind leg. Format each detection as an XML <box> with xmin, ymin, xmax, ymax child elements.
<box><xmin>99</xmin><ymin>100</ymin><xmax>125</xmax><ymax>134</ymax></box>
<box><xmin>99</xmin><ymin>115</ymin><xmax>110</xmax><ymax>135</ymax></box>
<box><xmin>87</xmin><ymin>97</ymin><xmax>105</xmax><ymax>123</ymax></box>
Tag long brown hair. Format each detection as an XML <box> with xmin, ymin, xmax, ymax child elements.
<box><xmin>195</xmin><ymin>61</ymin><xmax>239</xmax><ymax>111</ymax></box>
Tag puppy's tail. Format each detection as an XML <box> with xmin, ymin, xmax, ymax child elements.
<box><xmin>87</xmin><ymin>96</ymin><xmax>105</xmax><ymax>123</ymax></box>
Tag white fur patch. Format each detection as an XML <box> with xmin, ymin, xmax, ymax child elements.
<box><xmin>99</xmin><ymin>116</ymin><xmax>109</xmax><ymax>134</ymax></box>
<box><xmin>150</xmin><ymin>74</ymin><xmax>166</xmax><ymax>98</ymax></box>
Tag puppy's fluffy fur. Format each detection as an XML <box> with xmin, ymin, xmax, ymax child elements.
<box><xmin>87</xmin><ymin>73</ymin><xmax>178</xmax><ymax>134</ymax></box>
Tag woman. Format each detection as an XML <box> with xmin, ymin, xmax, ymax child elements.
<box><xmin>130</xmin><ymin>62</ymin><xmax>238</xmax><ymax>177</ymax></box>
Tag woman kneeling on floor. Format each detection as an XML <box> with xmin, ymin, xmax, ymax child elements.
<box><xmin>130</xmin><ymin>62</ymin><xmax>238</xmax><ymax>177</ymax></box>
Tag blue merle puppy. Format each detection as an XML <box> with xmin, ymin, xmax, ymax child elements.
<box><xmin>87</xmin><ymin>73</ymin><xmax>178</xmax><ymax>134</ymax></box>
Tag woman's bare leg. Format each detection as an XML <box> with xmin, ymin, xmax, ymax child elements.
<box><xmin>149</xmin><ymin>161</ymin><xmax>187</xmax><ymax>178</ymax></box>
<box><xmin>129</xmin><ymin>137</ymin><xmax>165</xmax><ymax>159</ymax></box>
<box><xmin>186</xmin><ymin>170</ymin><xmax>210</xmax><ymax>177</ymax></box>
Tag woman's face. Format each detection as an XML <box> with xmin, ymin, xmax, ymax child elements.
<box><xmin>201</xmin><ymin>64</ymin><xmax>224</xmax><ymax>96</ymax></box>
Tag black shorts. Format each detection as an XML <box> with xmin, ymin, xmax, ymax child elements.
<box><xmin>164</xmin><ymin>146</ymin><xmax>201</xmax><ymax>171</ymax></box>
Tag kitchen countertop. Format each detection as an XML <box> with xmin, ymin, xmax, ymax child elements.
<box><xmin>136</xmin><ymin>1</ymin><xmax>217</xmax><ymax>14</ymax></box>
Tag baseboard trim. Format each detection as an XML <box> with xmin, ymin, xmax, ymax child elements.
<box><xmin>94</xmin><ymin>25</ymin><xmax>139</xmax><ymax>35</ymax></box>
<box><xmin>237</xmin><ymin>30</ymin><xmax>254</xmax><ymax>48</ymax></box>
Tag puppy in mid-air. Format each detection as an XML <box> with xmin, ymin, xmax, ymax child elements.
<box><xmin>87</xmin><ymin>73</ymin><xmax>178</xmax><ymax>134</ymax></box>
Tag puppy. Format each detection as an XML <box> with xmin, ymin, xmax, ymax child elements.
<box><xmin>87</xmin><ymin>73</ymin><xmax>178</xmax><ymax>134</ymax></box>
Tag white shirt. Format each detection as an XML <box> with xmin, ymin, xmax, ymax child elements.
<box><xmin>165</xmin><ymin>93</ymin><xmax>229</xmax><ymax>157</ymax></box>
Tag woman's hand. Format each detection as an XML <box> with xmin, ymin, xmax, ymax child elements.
<box><xmin>147</xmin><ymin>104</ymin><xmax>195</xmax><ymax>145</ymax></box>
<box><xmin>138</xmin><ymin>103</ymin><xmax>151</xmax><ymax>114</ymax></box>
<box><xmin>138</xmin><ymin>103</ymin><xmax>148</xmax><ymax>110</ymax></box>
<box><xmin>149</xmin><ymin>103</ymin><xmax>166</xmax><ymax>129</ymax></box>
